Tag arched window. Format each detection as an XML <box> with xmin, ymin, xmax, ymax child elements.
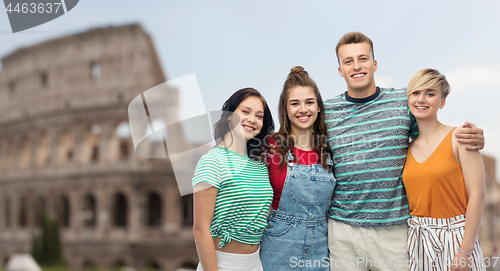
<box><xmin>146</xmin><ymin>192</ymin><xmax>162</xmax><ymax>227</ymax></box>
<box><xmin>83</xmin><ymin>124</ymin><xmax>101</xmax><ymax>163</ymax></box>
<box><xmin>112</xmin><ymin>259</ymin><xmax>126</xmax><ymax>270</ymax></box>
<box><xmin>59</xmin><ymin>130</ymin><xmax>74</xmax><ymax>163</ymax></box>
<box><xmin>0</xmin><ymin>199</ymin><xmax>2</xmax><ymax>229</ymax></box>
<box><xmin>82</xmin><ymin>194</ymin><xmax>96</xmax><ymax>228</ymax></box>
<box><xmin>113</xmin><ymin>193</ymin><xmax>128</xmax><ymax>228</ymax></box>
<box><xmin>19</xmin><ymin>137</ymin><xmax>30</xmax><ymax>169</ymax></box>
<box><xmin>37</xmin><ymin>132</ymin><xmax>50</xmax><ymax>167</ymax></box>
<box><xmin>40</xmin><ymin>72</ymin><xmax>48</xmax><ymax>88</ymax></box>
<box><xmin>8</xmin><ymin>81</ymin><xmax>16</xmax><ymax>96</ymax></box>
<box><xmin>56</xmin><ymin>195</ymin><xmax>70</xmax><ymax>228</ymax></box>
<box><xmin>0</xmin><ymin>143</ymin><xmax>4</xmax><ymax>172</ymax></box>
<box><xmin>4</xmin><ymin>198</ymin><xmax>11</xmax><ymax>229</ymax></box>
<box><xmin>34</xmin><ymin>197</ymin><xmax>46</xmax><ymax>227</ymax></box>
<box><xmin>7</xmin><ymin>140</ymin><xmax>16</xmax><ymax>170</ymax></box>
<box><xmin>90</xmin><ymin>124</ymin><xmax>101</xmax><ymax>162</ymax></box>
<box><xmin>181</xmin><ymin>194</ymin><xmax>193</xmax><ymax>227</ymax></box>
<box><xmin>19</xmin><ymin>197</ymin><xmax>27</xmax><ymax>228</ymax></box>
<box><xmin>82</xmin><ymin>259</ymin><xmax>97</xmax><ymax>269</ymax></box>
<box><xmin>91</xmin><ymin>61</ymin><xmax>100</xmax><ymax>81</ymax></box>
<box><xmin>145</xmin><ymin>261</ymin><xmax>160</xmax><ymax>270</ymax></box>
<box><xmin>115</xmin><ymin>121</ymin><xmax>131</xmax><ymax>160</ymax></box>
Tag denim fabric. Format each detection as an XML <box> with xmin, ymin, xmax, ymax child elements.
<box><xmin>261</xmin><ymin>152</ymin><xmax>335</xmax><ymax>270</ymax></box>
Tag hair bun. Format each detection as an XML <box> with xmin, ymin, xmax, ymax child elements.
<box><xmin>290</xmin><ymin>66</ymin><xmax>304</xmax><ymax>73</ymax></box>
<box><xmin>288</xmin><ymin>66</ymin><xmax>308</xmax><ymax>79</ymax></box>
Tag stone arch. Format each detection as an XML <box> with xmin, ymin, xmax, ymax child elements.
<box><xmin>112</xmin><ymin>192</ymin><xmax>128</xmax><ymax>228</ymax></box>
<box><xmin>112</xmin><ymin>259</ymin><xmax>127</xmax><ymax>270</ymax></box>
<box><xmin>82</xmin><ymin>194</ymin><xmax>97</xmax><ymax>228</ymax></box>
<box><xmin>56</xmin><ymin>195</ymin><xmax>70</xmax><ymax>228</ymax></box>
<box><xmin>83</xmin><ymin>124</ymin><xmax>101</xmax><ymax>163</ymax></box>
<box><xmin>34</xmin><ymin>196</ymin><xmax>46</xmax><ymax>227</ymax></box>
<box><xmin>18</xmin><ymin>137</ymin><xmax>30</xmax><ymax>169</ymax></box>
<box><xmin>82</xmin><ymin>258</ymin><xmax>97</xmax><ymax>269</ymax></box>
<box><xmin>4</xmin><ymin>197</ymin><xmax>11</xmax><ymax>229</ymax></box>
<box><xmin>18</xmin><ymin>196</ymin><xmax>27</xmax><ymax>228</ymax></box>
<box><xmin>0</xmin><ymin>141</ymin><xmax>4</xmax><ymax>173</ymax></box>
<box><xmin>0</xmin><ymin>198</ymin><xmax>2</xmax><ymax>230</ymax></box>
<box><xmin>40</xmin><ymin>71</ymin><xmax>48</xmax><ymax>88</ymax></box>
<box><xmin>181</xmin><ymin>194</ymin><xmax>193</xmax><ymax>227</ymax></box>
<box><xmin>6</xmin><ymin>139</ymin><xmax>16</xmax><ymax>170</ymax></box>
<box><xmin>91</xmin><ymin>61</ymin><xmax>101</xmax><ymax>81</ymax></box>
<box><xmin>36</xmin><ymin>131</ymin><xmax>50</xmax><ymax>167</ymax></box>
<box><xmin>145</xmin><ymin>260</ymin><xmax>160</xmax><ymax>270</ymax></box>
<box><xmin>58</xmin><ymin>128</ymin><xmax>74</xmax><ymax>163</ymax></box>
<box><xmin>145</xmin><ymin>191</ymin><xmax>162</xmax><ymax>227</ymax></box>
<box><xmin>111</xmin><ymin>121</ymin><xmax>131</xmax><ymax>162</ymax></box>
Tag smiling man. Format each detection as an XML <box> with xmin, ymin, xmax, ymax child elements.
<box><xmin>323</xmin><ymin>32</ymin><xmax>485</xmax><ymax>271</ymax></box>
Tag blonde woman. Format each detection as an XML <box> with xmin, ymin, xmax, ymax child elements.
<box><xmin>403</xmin><ymin>68</ymin><xmax>485</xmax><ymax>271</ymax></box>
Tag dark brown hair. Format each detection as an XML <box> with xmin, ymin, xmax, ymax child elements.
<box><xmin>277</xmin><ymin>66</ymin><xmax>330</xmax><ymax>169</ymax></box>
<box><xmin>213</xmin><ymin>87</ymin><xmax>274</xmax><ymax>159</ymax></box>
<box><xmin>335</xmin><ymin>32</ymin><xmax>374</xmax><ymax>65</ymax></box>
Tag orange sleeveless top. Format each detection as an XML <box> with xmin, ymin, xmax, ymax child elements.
<box><xmin>402</xmin><ymin>128</ymin><xmax>468</xmax><ymax>218</ymax></box>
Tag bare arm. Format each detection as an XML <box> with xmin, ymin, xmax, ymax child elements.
<box><xmin>451</xmin><ymin>131</ymin><xmax>485</xmax><ymax>271</ymax></box>
<box><xmin>455</xmin><ymin>122</ymin><xmax>485</xmax><ymax>151</ymax></box>
<box><xmin>193</xmin><ymin>183</ymin><xmax>219</xmax><ymax>271</ymax></box>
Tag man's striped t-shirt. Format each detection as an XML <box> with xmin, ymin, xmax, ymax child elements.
<box><xmin>324</xmin><ymin>87</ymin><xmax>417</xmax><ymax>227</ymax></box>
<box><xmin>192</xmin><ymin>146</ymin><xmax>273</xmax><ymax>247</ymax></box>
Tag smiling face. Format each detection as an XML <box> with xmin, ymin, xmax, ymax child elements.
<box><xmin>286</xmin><ymin>86</ymin><xmax>319</xmax><ymax>134</ymax></box>
<box><xmin>230</xmin><ymin>96</ymin><xmax>264</xmax><ymax>142</ymax></box>
<box><xmin>408</xmin><ymin>85</ymin><xmax>446</xmax><ymax>120</ymax></box>
<box><xmin>337</xmin><ymin>42</ymin><xmax>378</xmax><ymax>97</ymax></box>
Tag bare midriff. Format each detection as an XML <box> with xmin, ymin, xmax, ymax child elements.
<box><xmin>213</xmin><ymin>237</ymin><xmax>259</xmax><ymax>254</ymax></box>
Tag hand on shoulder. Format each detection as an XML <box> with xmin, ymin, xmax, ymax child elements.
<box><xmin>455</xmin><ymin>122</ymin><xmax>484</xmax><ymax>151</ymax></box>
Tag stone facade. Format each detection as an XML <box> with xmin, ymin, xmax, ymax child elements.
<box><xmin>0</xmin><ymin>24</ymin><xmax>197</xmax><ymax>271</ymax></box>
<box><xmin>479</xmin><ymin>154</ymin><xmax>500</xmax><ymax>257</ymax></box>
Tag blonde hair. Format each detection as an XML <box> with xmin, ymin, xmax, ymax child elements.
<box><xmin>407</xmin><ymin>68</ymin><xmax>450</xmax><ymax>98</ymax></box>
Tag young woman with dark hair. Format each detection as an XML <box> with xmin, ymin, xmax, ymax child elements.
<box><xmin>192</xmin><ymin>88</ymin><xmax>275</xmax><ymax>271</ymax></box>
<box><xmin>260</xmin><ymin>66</ymin><xmax>335</xmax><ymax>271</ymax></box>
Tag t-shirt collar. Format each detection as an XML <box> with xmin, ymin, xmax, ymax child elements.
<box><xmin>345</xmin><ymin>87</ymin><xmax>380</xmax><ymax>103</ymax></box>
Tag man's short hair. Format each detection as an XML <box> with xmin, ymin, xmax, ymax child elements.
<box><xmin>335</xmin><ymin>32</ymin><xmax>374</xmax><ymax>65</ymax></box>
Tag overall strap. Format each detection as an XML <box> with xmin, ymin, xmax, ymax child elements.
<box><xmin>287</xmin><ymin>150</ymin><xmax>294</xmax><ymax>162</ymax></box>
<box><xmin>326</xmin><ymin>152</ymin><xmax>334</xmax><ymax>167</ymax></box>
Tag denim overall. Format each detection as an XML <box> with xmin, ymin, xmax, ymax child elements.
<box><xmin>261</xmin><ymin>151</ymin><xmax>335</xmax><ymax>271</ymax></box>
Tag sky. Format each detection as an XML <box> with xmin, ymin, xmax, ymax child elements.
<box><xmin>1</xmin><ymin>0</ymin><xmax>500</xmax><ymax>180</ymax></box>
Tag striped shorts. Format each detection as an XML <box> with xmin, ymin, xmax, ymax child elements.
<box><xmin>407</xmin><ymin>214</ymin><xmax>485</xmax><ymax>271</ymax></box>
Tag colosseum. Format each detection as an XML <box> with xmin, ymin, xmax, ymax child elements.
<box><xmin>0</xmin><ymin>24</ymin><xmax>198</xmax><ymax>270</ymax></box>
<box><xmin>2</xmin><ymin>23</ymin><xmax>500</xmax><ymax>271</ymax></box>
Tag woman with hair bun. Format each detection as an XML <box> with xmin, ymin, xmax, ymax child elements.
<box><xmin>260</xmin><ymin>66</ymin><xmax>335</xmax><ymax>270</ymax></box>
<box><xmin>192</xmin><ymin>88</ymin><xmax>275</xmax><ymax>271</ymax></box>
